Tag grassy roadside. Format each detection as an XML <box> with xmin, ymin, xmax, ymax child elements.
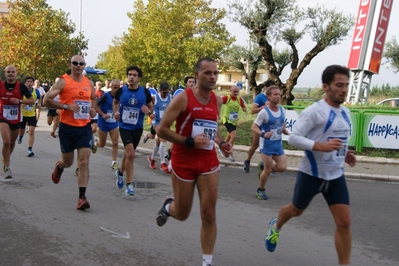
<box><xmin>144</xmin><ymin>91</ymin><xmax>399</xmax><ymax>159</ymax></box>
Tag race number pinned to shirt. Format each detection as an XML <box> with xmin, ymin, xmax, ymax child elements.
<box><xmin>159</xmin><ymin>109</ymin><xmax>165</xmax><ymax>119</ymax></box>
<box><xmin>270</xmin><ymin>125</ymin><xmax>283</xmax><ymax>140</ymax></box>
<box><xmin>3</xmin><ymin>105</ymin><xmax>18</xmax><ymax>120</ymax></box>
<box><xmin>74</xmin><ymin>100</ymin><xmax>91</xmax><ymax>120</ymax></box>
<box><xmin>322</xmin><ymin>136</ymin><xmax>348</xmax><ymax>167</ymax></box>
<box><xmin>192</xmin><ymin>119</ymin><xmax>218</xmax><ymax>150</ymax></box>
<box><xmin>106</xmin><ymin>110</ymin><xmax>116</xmax><ymax>123</ymax></box>
<box><xmin>24</xmin><ymin>104</ymin><xmax>34</xmax><ymax>111</ymax></box>
<box><xmin>229</xmin><ymin>111</ymin><xmax>238</xmax><ymax>121</ymax></box>
<box><xmin>122</xmin><ymin>106</ymin><xmax>139</xmax><ymax>125</ymax></box>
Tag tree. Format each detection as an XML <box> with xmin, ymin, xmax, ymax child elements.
<box><xmin>0</xmin><ymin>0</ymin><xmax>88</xmax><ymax>81</ymax></box>
<box><xmin>219</xmin><ymin>42</ymin><xmax>266</xmax><ymax>98</ymax></box>
<box><xmin>230</xmin><ymin>0</ymin><xmax>354</xmax><ymax>104</ymax></box>
<box><xmin>96</xmin><ymin>37</ymin><xmax>127</xmax><ymax>81</ymax></box>
<box><xmin>97</xmin><ymin>0</ymin><xmax>235</xmax><ymax>86</ymax></box>
<box><xmin>384</xmin><ymin>37</ymin><xmax>399</xmax><ymax>73</ymax></box>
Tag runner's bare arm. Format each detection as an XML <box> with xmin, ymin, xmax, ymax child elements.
<box><xmin>89</xmin><ymin>81</ymin><xmax>97</xmax><ymax>118</ymax></box>
<box><xmin>112</xmin><ymin>99</ymin><xmax>120</xmax><ymax>121</ymax></box>
<box><xmin>43</xmin><ymin>79</ymin><xmax>65</xmax><ymax>109</ymax></box>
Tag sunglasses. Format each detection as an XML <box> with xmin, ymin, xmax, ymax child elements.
<box><xmin>71</xmin><ymin>61</ymin><xmax>86</xmax><ymax>66</ymax></box>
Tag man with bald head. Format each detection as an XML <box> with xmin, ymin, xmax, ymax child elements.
<box><xmin>219</xmin><ymin>85</ymin><xmax>247</xmax><ymax>162</ymax></box>
<box><xmin>44</xmin><ymin>55</ymin><xmax>97</xmax><ymax>210</ymax></box>
<box><xmin>0</xmin><ymin>65</ymin><xmax>34</xmax><ymax>180</ymax></box>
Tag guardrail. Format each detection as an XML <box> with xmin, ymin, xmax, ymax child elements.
<box><xmin>282</xmin><ymin>105</ymin><xmax>399</xmax><ymax>152</ymax></box>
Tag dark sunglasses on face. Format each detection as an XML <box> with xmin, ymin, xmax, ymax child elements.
<box><xmin>71</xmin><ymin>61</ymin><xmax>86</xmax><ymax>66</ymax></box>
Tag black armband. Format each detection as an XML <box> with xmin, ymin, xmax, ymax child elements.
<box><xmin>260</xmin><ymin>132</ymin><xmax>265</xmax><ymax>138</ymax></box>
<box><xmin>185</xmin><ymin>136</ymin><xmax>195</xmax><ymax>149</ymax></box>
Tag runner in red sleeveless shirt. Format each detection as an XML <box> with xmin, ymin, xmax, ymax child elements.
<box><xmin>155</xmin><ymin>57</ymin><xmax>232</xmax><ymax>266</ymax></box>
<box><xmin>0</xmin><ymin>65</ymin><xmax>34</xmax><ymax>180</ymax></box>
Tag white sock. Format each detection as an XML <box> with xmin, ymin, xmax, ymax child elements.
<box><xmin>159</xmin><ymin>142</ymin><xmax>166</xmax><ymax>163</ymax></box>
<box><xmin>202</xmin><ymin>254</ymin><xmax>213</xmax><ymax>266</ymax></box>
<box><xmin>274</xmin><ymin>223</ymin><xmax>281</xmax><ymax>232</ymax></box>
<box><xmin>111</xmin><ymin>161</ymin><xmax>116</xmax><ymax>166</ymax></box>
<box><xmin>151</xmin><ymin>144</ymin><xmax>159</xmax><ymax>159</ymax></box>
<box><xmin>165</xmin><ymin>203</ymin><xmax>170</xmax><ymax>214</ymax></box>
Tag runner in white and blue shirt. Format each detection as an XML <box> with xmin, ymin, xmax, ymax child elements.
<box><xmin>264</xmin><ymin>65</ymin><xmax>356</xmax><ymax>266</ymax></box>
<box><xmin>147</xmin><ymin>82</ymin><xmax>172</xmax><ymax>173</ymax></box>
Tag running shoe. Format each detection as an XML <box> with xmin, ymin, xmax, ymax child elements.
<box><xmin>147</xmin><ymin>156</ymin><xmax>156</xmax><ymax>169</ymax></box>
<box><xmin>74</xmin><ymin>167</ymin><xmax>79</xmax><ymax>176</ymax></box>
<box><xmin>228</xmin><ymin>154</ymin><xmax>235</xmax><ymax>162</ymax></box>
<box><xmin>4</xmin><ymin>167</ymin><xmax>12</xmax><ymax>180</ymax></box>
<box><xmin>143</xmin><ymin>133</ymin><xmax>150</xmax><ymax>143</ymax></box>
<box><xmin>115</xmin><ymin>169</ymin><xmax>124</xmax><ymax>189</ymax></box>
<box><xmin>26</xmin><ymin>150</ymin><xmax>35</xmax><ymax>157</ymax></box>
<box><xmin>218</xmin><ymin>148</ymin><xmax>226</xmax><ymax>158</ymax></box>
<box><xmin>256</xmin><ymin>188</ymin><xmax>268</xmax><ymax>200</ymax></box>
<box><xmin>265</xmin><ymin>218</ymin><xmax>280</xmax><ymax>252</ymax></box>
<box><xmin>243</xmin><ymin>160</ymin><xmax>250</xmax><ymax>173</ymax></box>
<box><xmin>110</xmin><ymin>162</ymin><xmax>118</xmax><ymax>171</ymax></box>
<box><xmin>76</xmin><ymin>196</ymin><xmax>90</xmax><ymax>210</ymax></box>
<box><xmin>50</xmin><ymin>132</ymin><xmax>56</xmax><ymax>138</ymax></box>
<box><xmin>156</xmin><ymin>197</ymin><xmax>174</xmax><ymax>227</ymax></box>
<box><xmin>160</xmin><ymin>163</ymin><xmax>170</xmax><ymax>174</ymax></box>
<box><xmin>91</xmin><ymin>138</ymin><xmax>98</xmax><ymax>154</ymax></box>
<box><xmin>17</xmin><ymin>135</ymin><xmax>23</xmax><ymax>144</ymax></box>
<box><xmin>257</xmin><ymin>161</ymin><xmax>264</xmax><ymax>179</ymax></box>
<box><xmin>125</xmin><ymin>183</ymin><xmax>135</xmax><ymax>196</ymax></box>
<box><xmin>51</xmin><ymin>162</ymin><xmax>63</xmax><ymax>184</ymax></box>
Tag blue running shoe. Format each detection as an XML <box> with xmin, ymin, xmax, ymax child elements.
<box><xmin>265</xmin><ymin>218</ymin><xmax>280</xmax><ymax>252</ymax></box>
<box><xmin>125</xmin><ymin>183</ymin><xmax>135</xmax><ymax>196</ymax></box>
<box><xmin>256</xmin><ymin>188</ymin><xmax>268</xmax><ymax>200</ymax></box>
<box><xmin>257</xmin><ymin>161</ymin><xmax>264</xmax><ymax>179</ymax></box>
<box><xmin>115</xmin><ymin>169</ymin><xmax>124</xmax><ymax>189</ymax></box>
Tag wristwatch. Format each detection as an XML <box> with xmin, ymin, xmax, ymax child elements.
<box><xmin>63</xmin><ymin>104</ymin><xmax>68</xmax><ymax>110</ymax></box>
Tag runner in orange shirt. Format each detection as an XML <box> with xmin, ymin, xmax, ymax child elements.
<box><xmin>44</xmin><ymin>55</ymin><xmax>97</xmax><ymax>210</ymax></box>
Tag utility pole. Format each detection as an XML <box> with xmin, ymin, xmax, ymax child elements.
<box><xmin>246</xmin><ymin>33</ymin><xmax>250</xmax><ymax>94</ymax></box>
<box><xmin>79</xmin><ymin>0</ymin><xmax>83</xmax><ymax>33</ymax></box>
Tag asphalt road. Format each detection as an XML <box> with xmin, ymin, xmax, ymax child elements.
<box><xmin>0</xmin><ymin>122</ymin><xmax>398</xmax><ymax>266</ymax></box>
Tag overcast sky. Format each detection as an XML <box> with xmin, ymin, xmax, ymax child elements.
<box><xmin>46</xmin><ymin>0</ymin><xmax>398</xmax><ymax>88</ymax></box>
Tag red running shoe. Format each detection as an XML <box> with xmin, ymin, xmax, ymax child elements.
<box><xmin>77</xmin><ymin>197</ymin><xmax>90</xmax><ymax>210</ymax></box>
<box><xmin>160</xmin><ymin>163</ymin><xmax>170</xmax><ymax>174</ymax></box>
<box><xmin>51</xmin><ymin>162</ymin><xmax>63</xmax><ymax>184</ymax></box>
<box><xmin>147</xmin><ymin>156</ymin><xmax>156</xmax><ymax>169</ymax></box>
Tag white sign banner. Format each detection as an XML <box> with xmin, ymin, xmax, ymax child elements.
<box><xmin>365</xmin><ymin>114</ymin><xmax>399</xmax><ymax>149</ymax></box>
<box><xmin>283</xmin><ymin>110</ymin><xmax>299</xmax><ymax>141</ymax></box>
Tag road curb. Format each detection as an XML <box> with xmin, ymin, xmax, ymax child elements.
<box><xmin>106</xmin><ymin>139</ymin><xmax>399</xmax><ymax>183</ymax></box>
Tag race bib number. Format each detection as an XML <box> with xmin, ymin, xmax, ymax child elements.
<box><xmin>270</xmin><ymin>125</ymin><xmax>283</xmax><ymax>140</ymax></box>
<box><xmin>192</xmin><ymin>119</ymin><xmax>218</xmax><ymax>150</ymax></box>
<box><xmin>121</xmin><ymin>106</ymin><xmax>139</xmax><ymax>125</ymax></box>
<box><xmin>229</xmin><ymin>111</ymin><xmax>238</xmax><ymax>121</ymax></box>
<box><xmin>3</xmin><ymin>105</ymin><xmax>18</xmax><ymax>121</ymax></box>
<box><xmin>159</xmin><ymin>109</ymin><xmax>165</xmax><ymax>119</ymax></box>
<box><xmin>106</xmin><ymin>110</ymin><xmax>116</xmax><ymax>123</ymax></box>
<box><xmin>24</xmin><ymin>104</ymin><xmax>34</xmax><ymax>111</ymax></box>
<box><xmin>74</xmin><ymin>100</ymin><xmax>90</xmax><ymax>120</ymax></box>
<box><xmin>322</xmin><ymin>136</ymin><xmax>348</xmax><ymax>167</ymax></box>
